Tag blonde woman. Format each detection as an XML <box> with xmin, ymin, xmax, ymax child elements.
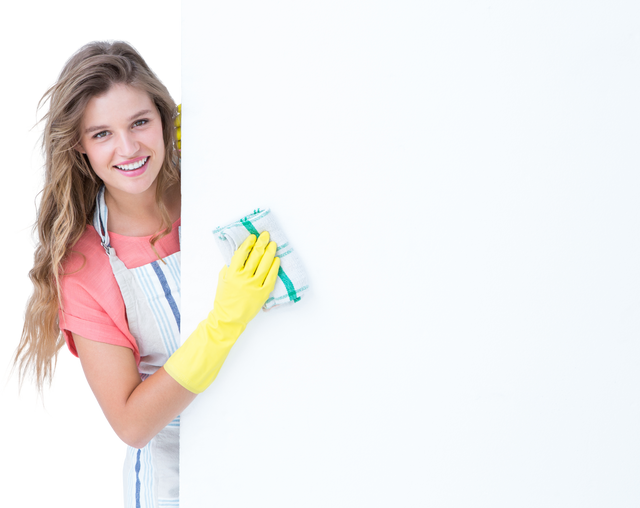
<box><xmin>15</xmin><ymin>40</ymin><xmax>280</xmax><ymax>507</ymax></box>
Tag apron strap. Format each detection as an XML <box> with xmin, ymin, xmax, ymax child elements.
<box><xmin>92</xmin><ymin>185</ymin><xmax>111</xmax><ymax>254</ymax></box>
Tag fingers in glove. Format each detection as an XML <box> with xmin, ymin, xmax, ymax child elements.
<box><xmin>263</xmin><ymin>255</ymin><xmax>281</xmax><ymax>289</ymax></box>
<box><xmin>244</xmin><ymin>231</ymin><xmax>271</xmax><ymax>275</ymax></box>
<box><xmin>254</xmin><ymin>241</ymin><xmax>277</xmax><ymax>283</ymax></box>
<box><xmin>229</xmin><ymin>234</ymin><xmax>257</xmax><ymax>272</ymax></box>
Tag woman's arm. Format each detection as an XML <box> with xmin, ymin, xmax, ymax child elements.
<box><xmin>73</xmin><ymin>334</ymin><xmax>196</xmax><ymax>449</ymax></box>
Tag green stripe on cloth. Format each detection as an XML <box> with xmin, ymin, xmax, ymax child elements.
<box><xmin>240</xmin><ymin>218</ymin><xmax>299</xmax><ymax>303</ymax></box>
<box><xmin>277</xmin><ymin>266</ymin><xmax>300</xmax><ymax>302</ymax></box>
<box><xmin>240</xmin><ymin>218</ymin><xmax>260</xmax><ymax>237</ymax></box>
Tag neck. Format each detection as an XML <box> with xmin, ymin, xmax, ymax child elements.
<box><xmin>104</xmin><ymin>181</ymin><xmax>161</xmax><ymax>223</ymax></box>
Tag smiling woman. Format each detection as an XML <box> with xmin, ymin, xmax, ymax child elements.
<box><xmin>0</xmin><ymin>38</ymin><xmax>185</xmax><ymax>507</ymax></box>
<box><xmin>14</xmin><ymin>40</ymin><xmax>280</xmax><ymax>508</ymax></box>
<box><xmin>76</xmin><ymin>84</ymin><xmax>177</xmax><ymax>237</ymax></box>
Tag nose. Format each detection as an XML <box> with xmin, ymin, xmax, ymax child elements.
<box><xmin>116</xmin><ymin>130</ymin><xmax>140</xmax><ymax>157</ymax></box>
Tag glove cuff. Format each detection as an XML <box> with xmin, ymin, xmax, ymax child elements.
<box><xmin>164</xmin><ymin>313</ymin><xmax>246</xmax><ymax>394</ymax></box>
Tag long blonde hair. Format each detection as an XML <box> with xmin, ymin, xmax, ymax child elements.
<box><xmin>15</xmin><ymin>40</ymin><xmax>181</xmax><ymax>392</ymax></box>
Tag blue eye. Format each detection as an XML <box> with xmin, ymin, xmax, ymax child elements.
<box><xmin>90</xmin><ymin>119</ymin><xmax>147</xmax><ymax>139</ymax></box>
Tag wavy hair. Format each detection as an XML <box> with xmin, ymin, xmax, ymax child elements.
<box><xmin>15</xmin><ymin>40</ymin><xmax>180</xmax><ymax>392</ymax></box>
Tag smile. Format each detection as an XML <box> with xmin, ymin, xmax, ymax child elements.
<box><xmin>114</xmin><ymin>156</ymin><xmax>149</xmax><ymax>171</ymax></box>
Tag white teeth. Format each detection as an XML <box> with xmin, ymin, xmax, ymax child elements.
<box><xmin>116</xmin><ymin>157</ymin><xmax>148</xmax><ymax>171</ymax></box>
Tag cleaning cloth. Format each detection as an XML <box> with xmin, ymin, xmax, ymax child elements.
<box><xmin>213</xmin><ymin>209</ymin><xmax>309</xmax><ymax>310</ymax></box>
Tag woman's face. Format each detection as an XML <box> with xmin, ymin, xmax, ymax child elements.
<box><xmin>77</xmin><ymin>83</ymin><xmax>166</xmax><ymax>201</ymax></box>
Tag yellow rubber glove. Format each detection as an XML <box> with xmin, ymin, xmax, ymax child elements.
<box><xmin>175</xmin><ymin>103</ymin><xmax>181</xmax><ymax>151</ymax></box>
<box><xmin>164</xmin><ymin>232</ymin><xmax>280</xmax><ymax>393</ymax></box>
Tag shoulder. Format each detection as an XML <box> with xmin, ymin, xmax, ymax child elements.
<box><xmin>59</xmin><ymin>224</ymin><xmax>139</xmax><ymax>361</ymax></box>
<box><xmin>62</xmin><ymin>225</ymin><xmax>108</xmax><ymax>276</ymax></box>
<box><xmin>59</xmin><ymin>224</ymin><xmax>115</xmax><ymax>312</ymax></box>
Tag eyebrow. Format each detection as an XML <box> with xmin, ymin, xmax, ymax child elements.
<box><xmin>84</xmin><ymin>109</ymin><xmax>154</xmax><ymax>134</ymax></box>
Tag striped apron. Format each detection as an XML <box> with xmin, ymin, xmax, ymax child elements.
<box><xmin>93</xmin><ymin>186</ymin><xmax>181</xmax><ymax>508</ymax></box>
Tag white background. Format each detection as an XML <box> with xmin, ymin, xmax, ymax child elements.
<box><xmin>181</xmin><ymin>1</ymin><xmax>640</xmax><ymax>507</ymax></box>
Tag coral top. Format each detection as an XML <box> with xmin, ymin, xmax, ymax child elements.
<box><xmin>58</xmin><ymin>219</ymin><xmax>181</xmax><ymax>365</ymax></box>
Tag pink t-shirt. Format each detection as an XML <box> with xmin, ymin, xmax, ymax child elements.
<box><xmin>59</xmin><ymin>219</ymin><xmax>181</xmax><ymax>365</ymax></box>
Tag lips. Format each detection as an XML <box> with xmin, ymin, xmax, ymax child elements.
<box><xmin>113</xmin><ymin>156</ymin><xmax>150</xmax><ymax>177</ymax></box>
<box><xmin>114</xmin><ymin>156</ymin><xmax>149</xmax><ymax>171</ymax></box>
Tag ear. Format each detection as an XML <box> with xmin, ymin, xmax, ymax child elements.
<box><xmin>74</xmin><ymin>143</ymin><xmax>86</xmax><ymax>154</ymax></box>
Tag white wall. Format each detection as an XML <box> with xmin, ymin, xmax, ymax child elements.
<box><xmin>182</xmin><ymin>1</ymin><xmax>640</xmax><ymax>506</ymax></box>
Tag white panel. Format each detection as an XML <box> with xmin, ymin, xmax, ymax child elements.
<box><xmin>182</xmin><ymin>1</ymin><xmax>640</xmax><ymax>506</ymax></box>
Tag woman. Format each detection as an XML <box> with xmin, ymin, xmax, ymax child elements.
<box><xmin>14</xmin><ymin>40</ymin><xmax>280</xmax><ymax>507</ymax></box>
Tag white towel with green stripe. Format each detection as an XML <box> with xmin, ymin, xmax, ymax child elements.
<box><xmin>213</xmin><ymin>208</ymin><xmax>309</xmax><ymax>310</ymax></box>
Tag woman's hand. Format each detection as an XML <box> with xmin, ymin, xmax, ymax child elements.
<box><xmin>163</xmin><ymin>231</ymin><xmax>280</xmax><ymax>394</ymax></box>
<box><xmin>213</xmin><ymin>232</ymin><xmax>280</xmax><ymax>327</ymax></box>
